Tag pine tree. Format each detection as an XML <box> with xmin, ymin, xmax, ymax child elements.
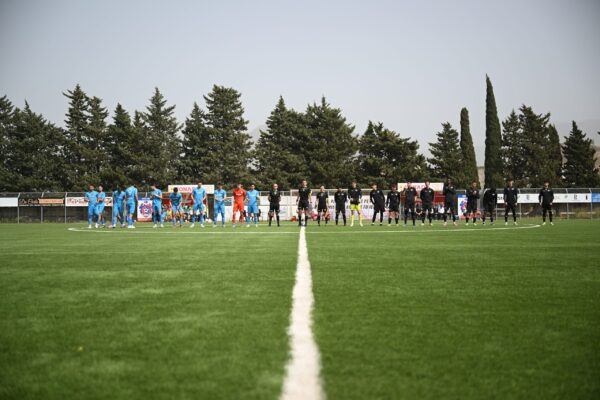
<box><xmin>63</xmin><ymin>84</ymin><xmax>91</xmax><ymax>189</ymax></box>
<box><xmin>303</xmin><ymin>97</ymin><xmax>358</xmax><ymax>187</ymax></box>
<box><xmin>0</xmin><ymin>95</ymin><xmax>16</xmax><ymax>191</ymax></box>
<box><xmin>501</xmin><ymin>110</ymin><xmax>527</xmax><ymax>186</ymax></box>
<box><xmin>562</xmin><ymin>121</ymin><xmax>599</xmax><ymax>187</ymax></box>
<box><xmin>546</xmin><ymin>124</ymin><xmax>563</xmax><ymax>186</ymax></box>
<box><xmin>102</xmin><ymin>104</ymin><xmax>135</xmax><ymax>188</ymax></box>
<box><xmin>428</xmin><ymin>122</ymin><xmax>463</xmax><ymax>182</ymax></box>
<box><xmin>203</xmin><ymin>85</ymin><xmax>252</xmax><ymax>186</ymax></box>
<box><xmin>459</xmin><ymin>107</ymin><xmax>478</xmax><ymax>186</ymax></box>
<box><xmin>180</xmin><ymin>102</ymin><xmax>212</xmax><ymax>181</ymax></box>
<box><xmin>254</xmin><ymin>96</ymin><xmax>308</xmax><ymax>188</ymax></box>
<box><xmin>518</xmin><ymin>105</ymin><xmax>553</xmax><ymax>187</ymax></box>
<box><xmin>484</xmin><ymin>75</ymin><xmax>504</xmax><ymax>188</ymax></box>
<box><xmin>142</xmin><ymin>88</ymin><xmax>182</xmax><ymax>186</ymax></box>
<box><xmin>357</xmin><ymin>121</ymin><xmax>428</xmax><ymax>187</ymax></box>
<box><xmin>86</xmin><ymin>96</ymin><xmax>109</xmax><ymax>179</ymax></box>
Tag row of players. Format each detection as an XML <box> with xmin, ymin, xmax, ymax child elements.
<box><xmin>83</xmin><ymin>178</ymin><xmax>557</xmax><ymax>229</ymax></box>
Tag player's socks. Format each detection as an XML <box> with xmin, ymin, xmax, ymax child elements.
<box><xmin>305</xmin><ymin>215</ymin><xmax>309</xmax><ymax>225</ymax></box>
<box><xmin>276</xmin><ymin>215</ymin><xmax>280</xmax><ymax>226</ymax></box>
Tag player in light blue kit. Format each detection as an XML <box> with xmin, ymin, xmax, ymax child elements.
<box><xmin>170</xmin><ymin>187</ymin><xmax>184</xmax><ymax>228</ymax></box>
<box><xmin>213</xmin><ymin>182</ymin><xmax>227</xmax><ymax>228</ymax></box>
<box><xmin>246</xmin><ymin>183</ymin><xmax>260</xmax><ymax>227</ymax></box>
<box><xmin>150</xmin><ymin>184</ymin><xmax>164</xmax><ymax>228</ymax></box>
<box><xmin>84</xmin><ymin>184</ymin><xmax>99</xmax><ymax>229</ymax></box>
<box><xmin>124</xmin><ymin>184</ymin><xmax>138</xmax><ymax>229</ymax></box>
<box><xmin>110</xmin><ymin>185</ymin><xmax>126</xmax><ymax>228</ymax></box>
<box><xmin>95</xmin><ymin>185</ymin><xmax>106</xmax><ymax>228</ymax></box>
<box><xmin>190</xmin><ymin>182</ymin><xmax>207</xmax><ymax>228</ymax></box>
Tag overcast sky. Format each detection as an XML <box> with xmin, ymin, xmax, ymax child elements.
<box><xmin>1</xmin><ymin>0</ymin><xmax>599</xmax><ymax>163</ymax></box>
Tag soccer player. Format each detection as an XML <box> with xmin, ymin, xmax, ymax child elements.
<box><xmin>539</xmin><ymin>181</ymin><xmax>555</xmax><ymax>225</ymax></box>
<box><xmin>348</xmin><ymin>180</ymin><xmax>363</xmax><ymax>227</ymax></box>
<box><xmin>232</xmin><ymin>183</ymin><xmax>246</xmax><ymax>227</ymax></box>
<box><xmin>95</xmin><ymin>185</ymin><xmax>106</xmax><ymax>228</ymax></box>
<box><xmin>161</xmin><ymin>205</ymin><xmax>168</xmax><ymax>223</ymax></box>
<box><xmin>386</xmin><ymin>185</ymin><xmax>401</xmax><ymax>225</ymax></box>
<box><xmin>465</xmin><ymin>181</ymin><xmax>480</xmax><ymax>226</ymax></box>
<box><xmin>316</xmin><ymin>186</ymin><xmax>329</xmax><ymax>226</ymax></box>
<box><xmin>419</xmin><ymin>182</ymin><xmax>435</xmax><ymax>226</ymax></box>
<box><xmin>481</xmin><ymin>187</ymin><xmax>497</xmax><ymax>225</ymax></box>
<box><xmin>442</xmin><ymin>178</ymin><xmax>457</xmax><ymax>226</ymax></box>
<box><xmin>333</xmin><ymin>187</ymin><xmax>347</xmax><ymax>226</ymax></box>
<box><xmin>110</xmin><ymin>185</ymin><xmax>126</xmax><ymax>228</ymax></box>
<box><xmin>402</xmin><ymin>182</ymin><xmax>418</xmax><ymax>227</ymax></box>
<box><xmin>149</xmin><ymin>184</ymin><xmax>164</xmax><ymax>228</ymax></box>
<box><xmin>124</xmin><ymin>184</ymin><xmax>138</xmax><ymax>229</ymax></box>
<box><xmin>297</xmin><ymin>180</ymin><xmax>311</xmax><ymax>227</ymax></box>
<box><xmin>246</xmin><ymin>183</ymin><xmax>260</xmax><ymax>227</ymax></box>
<box><xmin>268</xmin><ymin>183</ymin><xmax>281</xmax><ymax>227</ymax></box>
<box><xmin>169</xmin><ymin>187</ymin><xmax>184</xmax><ymax>228</ymax></box>
<box><xmin>84</xmin><ymin>184</ymin><xmax>99</xmax><ymax>229</ymax></box>
<box><xmin>190</xmin><ymin>182</ymin><xmax>207</xmax><ymax>228</ymax></box>
<box><xmin>504</xmin><ymin>179</ymin><xmax>518</xmax><ymax>225</ymax></box>
<box><xmin>213</xmin><ymin>182</ymin><xmax>227</xmax><ymax>227</ymax></box>
<box><xmin>369</xmin><ymin>184</ymin><xmax>386</xmax><ymax>226</ymax></box>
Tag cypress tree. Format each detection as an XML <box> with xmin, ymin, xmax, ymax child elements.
<box><xmin>428</xmin><ymin>122</ymin><xmax>463</xmax><ymax>182</ymax></box>
<box><xmin>562</xmin><ymin>121</ymin><xmax>599</xmax><ymax>187</ymax></box>
<box><xmin>459</xmin><ymin>107</ymin><xmax>478</xmax><ymax>186</ymax></box>
<box><xmin>484</xmin><ymin>75</ymin><xmax>504</xmax><ymax>188</ymax></box>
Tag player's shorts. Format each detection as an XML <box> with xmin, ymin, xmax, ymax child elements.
<box><xmin>350</xmin><ymin>203</ymin><xmax>362</xmax><ymax>212</ymax></box>
<box><xmin>317</xmin><ymin>207</ymin><xmax>328</xmax><ymax>213</ymax></box>
<box><xmin>404</xmin><ymin>202</ymin><xmax>416</xmax><ymax>210</ymax></box>
<box><xmin>298</xmin><ymin>200</ymin><xmax>309</xmax><ymax>211</ymax></box>
<box><xmin>247</xmin><ymin>204</ymin><xmax>259</xmax><ymax>215</ymax></box>
<box><xmin>542</xmin><ymin>203</ymin><xmax>552</xmax><ymax>212</ymax></box>
<box><xmin>193</xmin><ymin>202</ymin><xmax>205</xmax><ymax>214</ymax></box>
<box><xmin>466</xmin><ymin>202</ymin><xmax>478</xmax><ymax>213</ymax></box>
<box><xmin>96</xmin><ymin>204</ymin><xmax>105</xmax><ymax>214</ymax></box>
<box><xmin>214</xmin><ymin>203</ymin><xmax>225</xmax><ymax>215</ymax></box>
<box><xmin>233</xmin><ymin>202</ymin><xmax>244</xmax><ymax>215</ymax></box>
<box><xmin>373</xmin><ymin>203</ymin><xmax>385</xmax><ymax>213</ymax></box>
<box><xmin>171</xmin><ymin>205</ymin><xmax>183</xmax><ymax>214</ymax></box>
<box><xmin>126</xmin><ymin>202</ymin><xmax>136</xmax><ymax>214</ymax></box>
<box><xmin>421</xmin><ymin>203</ymin><xmax>433</xmax><ymax>212</ymax></box>
<box><xmin>88</xmin><ymin>205</ymin><xmax>96</xmax><ymax>216</ymax></box>
<box><xmin>444</xmin><ymin>201</ymin><xmax>455</xmax><ymax>212</ymax></box>
<box><xmin>483</xmin><ymin>205</ymin><xmax>495</xmax><ymax>213</ymax></box>
<box><xmin>152</xmin><ymin>204</ymin><xmax>161</xmax><ymax>214</ymax></box>
<box><xmin>269</xmin><ymin>203</ymin><xmax>280</xmax><ymax>213</ymax></box>
<box><xmin>113</xmin><ymin>205</ymin><xmax>123</xmax><ymax>215</ymax></box>
<box><xmin>388</xmin><ymin>204</ymin><xmax>400</xmax><ymax>213</ymax></box>
<box><xmin>335</xmin><ymin>206</ymin><xmax>345</xmax><ymax>214</ymax></box>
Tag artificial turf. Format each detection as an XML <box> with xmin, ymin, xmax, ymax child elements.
<box><xmin>0</xmin><ymin>220</ymin><xmax>599</xmax><ymax>399</ymax></box>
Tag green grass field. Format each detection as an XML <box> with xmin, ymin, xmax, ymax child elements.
<box><xmin>1</xmin><ymin>220</ymin><xmax>599</xmax><ymax>399</ymax></box>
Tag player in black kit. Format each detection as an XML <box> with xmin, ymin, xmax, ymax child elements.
<box><xmin>539</xmin><ymin>181</ymin><xmax>554</xmax><ymax>225</ymax></box>
<box><xmin>268</xmin><ymin>183</ymin><xmax>281</xmax><ymax>227</ymax></box>
<box><xmin>402</xmin><ymin>182</ymin><xmax>418</xmax><ymax>226</ymax></box>
<box><xmin>370</xmin><ymin>184</ymin><xmax>386</xmax><ymax>226</ymax></box>
<box><xmin>296</xmin><ymin>180</ymin><xmax>311</xmax><ymax>227</ymax></box>
<box><xmin>386</xmin><ymin>185</ymin><xmax>401</xmax><ymax>226</ymax></box>
<box><xmin>481</xmin><ymin>187</ymin><xmax>497</xmax><ymax>225</ymax></box>
<box><xmin>419</xmin><ymin>182</ymin><xmax>435</xmax><ymax>226</ymax></box>
<box><xmin>333</xmin><ymin>187</ymin><xmax>348</xmax><ymax>226</ymax></box>
<box><xmin>504</xmin><ymin>179</ymin><xmax>519</xmax><ymax>225</ymax></box>
<box><xmin>316</xmin><ymin>186</ymin><xmax>329</xmax><ymax>226</ymax></box>
<box><xmin>465</xmin><ymin>181</ymin><xmax>480</xmax><ymax>225</ymax></box>
<box><xmin>348</xmin><ymin>180</ymin><xmax>363</xmax><ymax>227</ymax></box>
<box><xmin>443</xmin><ymin>178</ymin><xmax>457</xmax><ymax>226</ymax></box>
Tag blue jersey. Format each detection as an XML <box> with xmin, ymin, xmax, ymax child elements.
<box><xmin>192</xmin><ymin>186</ymin><xmax>207</xmax><ymax>203</ymax></box>
<box><xmin>125</xmin><ymin>186</ymin><xmax>138</xmax><ymax>203</ymax></box>
<box><xmin>170</xmin><ymin>192</ymin><xmax>182</xmax><ymax>206</ymax></box>
<box><xmin>214</xmin><ymin>188</ymin><xmax>226</xmax><ymax>204</ymax></box>
<box><xmin>247</xmin><ymin>189</ymin><xmax>259</xmax><ymax>206</ymax></box>
<box><xmin>97</xmin><ymin>191</ymin><xmax>106</xmax><ymax>204</ymax></box>
<box><xmin>113</xmin><ymin>190</ymin><xmax>126</xmax><ymax>208</ymax></box>
<box><xmin>85</xmin><ymin>191</ymin><xmax>98</xmax><ymax>206</ymax></box>
<box><xmin>150</xmin><ymin>189</ymin><xmax>163</xmax><ymax>207</ymax></box>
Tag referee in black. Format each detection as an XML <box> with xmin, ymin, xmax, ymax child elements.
<box><xmin>333</xmin><ymin>187</ymin><xmax>347</xmax><ymax>226</ymax></box>
<box><xmin>402</xmin><ymin>182</ymin><xmax>418</xmax><ymax>227</ymax></box>
<box><xmin>504</xmin><ymin>179</ymin><xmax>518</xmax><ymax>225</ymax></box>
<box><xmin>268</xmin><ymin>183</ymin><xmax>281</xmax><ymax>227</ymax></box>
<box><xmin>443</xmin><ymin>178</ymin><xmax>457</xmax><ymax>226</ymax></box>
<box><xmin>539</xmin><ymin>181</ymin><xmax>555</xmax><ymax>225</ymax></box>
<box><xmin>370</xmin><ymin>183</ymin><xmax>386</xmax><ymax>226</ymax></box>
<box><xmin>419</xmin><ymin>182</ymin><xmax>435</xmax><ymax>226</ymax></box>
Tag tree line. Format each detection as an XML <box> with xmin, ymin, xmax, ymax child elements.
<box><xmin>0</xmin><ymin>77</ymin><xmax>598</xmax><ymax>192</ymax></box>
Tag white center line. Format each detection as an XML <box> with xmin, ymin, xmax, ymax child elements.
<box><xmin>280</xmin><ymin>227</ymin><xmax>324</xmax><ymax>400</ymax></box>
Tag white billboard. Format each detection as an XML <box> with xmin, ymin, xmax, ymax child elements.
<box><xmin>0</xmin><ymin>198</ymin><xmax>18</xmax><ymax>207</ymax></box>
<box><xmin>497</xmin><ymin>192</ymin><xmax>591</xmax><ymax>204</ymax></box>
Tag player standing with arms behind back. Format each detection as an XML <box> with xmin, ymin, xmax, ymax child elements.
<box><xmin>296</xmin><ymin>180</ymin><xmax>311</xmax><ymax>227</ymax></box>
<box><xmin>316</xmin><ymin>186</ymin><xmax>329</xmax><ymax>226</ymax></box>
<box><xmin>386</xmin><ymin>185</ymin><xmax>401</xmax><ymax>226</ymax></box>
<box><xmin>504</xmin><ymin>179</ymin><xmax>519</xmax><ymax>225</ymax></box>
<box><xmin>419</xmin><ymin>182</ymin><xmax>435</xmax><ymax>226</ymax></box>
<box><xmin>443</xmin><ymin>178</ymin><xmax>457</xmax><ymax>226</ymax></box>
<box><xmin>348</xmin><ymin>180</ymin><xmax>363</xmax><ymax>227</ymax></box>
<box><xmin>190</xmin><ymin>182</ymin><xmax>207</xmax><ymax>228</ymax></box>
<box><xmin>149</xmin><ymin>184</ymin><xmax>164</xmax><ymax>228</ymax></box>
<box><xmin>84</xmin><ymin>184</ymin><xmax>98</xmax><ymax>229</ymax></box>
<box><xmin>539</xmin><ymin>181</ymin><xmax>555</xmax><ymax>225</ymax></box>
<box><xmin>402</xmin><ymin>182</ymin><xmax>418</xmax><ymax>227</ymax></box>
<box><xmin>231</xmin><ymin>183</ymin><xmax>246</xmax><ymax>228</ymax></box>
<box><xmin>213</xmin><ymin>183</ymin><xmax>227</xmax><ymax>228</ymax></box>
<box><xmin>369</xmin><ymin>184</ymin><xmax>386</xmax><ymax>226</ymax></box>
<box><xmin>481</xmin><ymin>187</ymin><xmax>497</xmax><ymax>225</ymax></box>
<box><xmin>333</xmin><ymin>187</ymin><xmax>347</xmax><ymax>226</ymax></box>
<box><xmin>267</xmin><ymin>183</ymin><xmax>281</xmax><ymax>227</ymax></box>
<box><xmin>96</xmin><ymin>185</ymin><xmax>106</xmax><ymax>228</ymax></box>
<box><xmin>124</xmin><ymin>184</ymin><xmax>138</xmax><ymax>229</ymax></box>
<box><xmin>465</xmin><ymin>181</ymin><xmax>480</xmax><ymax>226</ymax></box>
<box><xmin>246</xmin><ymin>184</ymin><xmax>260</xmax><ymax>227</ymax></box>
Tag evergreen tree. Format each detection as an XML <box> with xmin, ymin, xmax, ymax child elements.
<box><xmin>562</xmin><ymin>121</ymin><xmax>599</xmax><ymax>187</ymax></box>
<box><xmin>0</xmin><ymin>95</ymin><xmax>16</xmax><ymax>191</ymax></box>
<box><xmin>484</xmin><ymin>75</ymin><xmax>504</xmax><ymax>188</ymax></box>
<box><xmin>546</xmin><ymin>124</ymin><xmax>563</xmax><ymax>186</ymax></box>
<box><xmin>428</xmin><ymin>122</ymin><xmax>463</xmax><ymax>182</ymax></box>
<box><xmin>203</xmin><ymin>85</ymin><xmax>252</xmax><ymax>186</ymax></box>
<box><xmin>142</xmin><ymin>88</ymin><xmax>182</xmax><ymax>186</ymax></box>
<box><xmin>179</xmin><ymin>102</ymin><xmax>212</xmax><ymax>181</ymax></box>
<box><xmin>501</xmin><ymin>110</ymin><xmax>527</xmax><ymax>186</ymax></box>
<box><xmin>63</xmin><ymin>84</ymin><xmax>91</xmax><ymax>189</ymax></box>
<box><xmin>517</xmin><ymin>105</ymin><xmax>554</xmax><ymax>187</ymax></box>
<box><xmin>102</xmin><ymin>104</ymin><xmax>136</xmax><ymax>188</ymax></box>
<box><xmin>254</xmin><ymin>96</ymin><xmax>308</xmax><ymax>188</ymax></box>
<box><xmin>86</xmin><ymin>96</ymin><xmax>109</xmax><ymax>179</ymax></box>
<box><xmin>357</xmin><ymin>121</ymin><xmax>428</xmax><ymax>187</ymax></box>
<box><xmin>459</xmin><ymin>107</ymin><xmax>478</xmax><ymax>186</ymax></box>
<box><xmin>303</xmin><ymin>97</ymin><xmax>358</xmax><ymax>187</ymax></box>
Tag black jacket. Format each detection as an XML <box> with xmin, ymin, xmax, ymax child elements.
<box><xmin>370</xmin><ymin>189</ymin><xmax>386</xmax><ymax>205</ymax></box>
<box><xmin>504</xmin><ymin>187</ymin><xmax>518</xmax><ymax>204</ymax></box>
<box><xmin>443</xmin><ymin>184</ymin><xmax>456</xmax><ymax>203</ymax></box>
<box><xmin>420</xmin><ymin>187</ymin><xmax>435</xmax><ymax>204</ymax></box>
<box><xmin>538</xmin><ymin>188</ymin><xmax>554</xmax><ymax>205</ymax></box>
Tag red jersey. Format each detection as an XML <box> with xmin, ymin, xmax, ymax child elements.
<box><xmin>233</xmin><ymin>188</ymin><xmax>246</xmax><ymax>205</ymax></box>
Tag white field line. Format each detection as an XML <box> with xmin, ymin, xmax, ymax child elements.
<box><xmin>280</xmin><ymin>227</ymin><xmax>324</xmax><ymax>400</ymax></box>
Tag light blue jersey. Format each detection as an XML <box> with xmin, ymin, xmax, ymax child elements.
<box><xmin>112</xmin><ymin>190</ymin><xmax>126</xmax><ymax>209</ymax></box>
<box><xmin>85</xmin><ymin>190</ymin><xmax>99</xmax><ymax>207</ymax></box>
<box><xmin>213</xmin><ymin>188</ymin><xmax>227</xmax><ymax>225</ymax></box>
<box><xmin>192</xmin><ymin>186</ymin><xmax>207</xmax><ymax>203</ymax></box>
<box><xmin>170</xmin><ymin>192</ymin><xmax>182</xmax><ymax>208</ymax></box>
<box><xmin>150</xmin><ymin>189</ymin><xmax>163</xmax><ymax>208</ymax></box>
<box><xmin>96</xmin><ymin>191</ymin><xmax>106</xmax><ymax>211</ymax></box>
<box><xmin>125</xmin><ymin>186</ymin><xmax>138</xmax><ymax>204</ymax></box>
<box><xmin>247</xmin><ymin>189</ymin><xmax>259</xmax><ymax>206</ymax></box>
<box><xmin>214</xmin><ymin>188</ymin><xmax>226</xmax><ymax>204</ymax></box>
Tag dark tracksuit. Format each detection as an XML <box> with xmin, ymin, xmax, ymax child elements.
<box><xmin>539</xmin><ymin>187</ymin><xmax>554</xmax><ymax>222</ymax></box>
<box><xmin>443</xmin><ymin>184</ymin><xmax>457</xmax><ymax>222</ymax></box>
<box><xmin>504</xmin><ymin>186</ymin><xmax>518</xmax><ymax>222</ymax></box>
<box><xmin>482</xmin><ymin>189</ymin><xmax>497</xmax><ymax>223</ymax></box>
<box><xmin>386</xmin><ymin>191</ymin><xmax>401</xmax><ymax>224</ymax></box>
<box><xmin>465</xmin><ymin>187</ymin><xmax>480</xmax><ymax>223</ymax></box>
<box><xmin>370</xmin><ymin>189</ymin><xmax>386</xmax><ymax>224</ymax></box>
<box><xmin>420</xmin><ymin>187</ymin><xmax>435</xmax><ymax>224</ymax></box>
<box><xmin>334</xmin><ymin>191</ymin><xmax>347</xmax><ymax>225</ymax></box>
<box><xmin>316</xmin><ymin>192</ymin><xmax>329</xmax><ymax>225</ymax></box>
<box><xmin>268</xmin><ymin>190</ymin><xmax>281</xmax><ymax>226</ymax></box>
<box><xmin>403</xmin><ymin>187</ymin><xmax>418</xmax><ymax>225</ymax></box>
